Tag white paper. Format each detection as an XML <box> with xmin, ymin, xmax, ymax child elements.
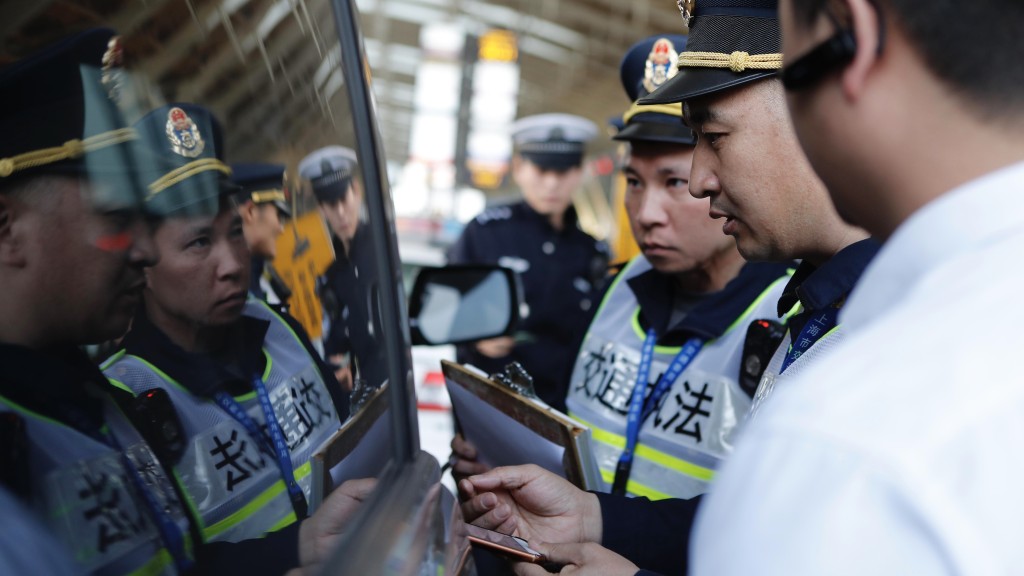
<box><xmin>446</xmin><ymin>378</ymin><xmax>566</xmax><ymax>478</ymax></box>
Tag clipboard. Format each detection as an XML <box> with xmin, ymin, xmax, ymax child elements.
<box><xmin>309</xmin><ymin>385</ymin><xmax>393</xmax><ymax>514</ymax></box>
<box><xmin>442</xmin><ymin>360</ymin><xmax>601</xmax><ymax>490</ymax></box>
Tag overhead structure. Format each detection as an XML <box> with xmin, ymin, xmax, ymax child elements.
<box><xmin>1</xmin><ymin>0</ymin><xmax>687</xmax><ymax>165</ymax></box>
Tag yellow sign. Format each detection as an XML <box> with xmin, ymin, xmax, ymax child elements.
<box><xmin>272</xmin><ymin>211</ymin><xmax>335</xmax><ymax>340</ymax></box>
<box><xmin>479</xmin><ymin>30</ymin><xmax>518</xmax><ymax>62</ymax></box>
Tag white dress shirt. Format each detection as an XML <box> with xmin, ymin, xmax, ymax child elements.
<box><xmin>692</xmin><ymin>161</ymin><xmax>1024</xmax><ymax>575</ymax></box>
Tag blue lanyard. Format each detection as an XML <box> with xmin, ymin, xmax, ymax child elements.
<box><xmin>779</xmin><ymin>307</ymin><xmax>839</xmax><ymax>373</ymax></box>
<box><xmin>612</xmin><ymin>329</ymin><xmax>703</xmax><ymax>496</ymax></box>
<box><xmin>214</xmin><ymin>375</ymin><xmax>308</xmax><ymax>518</ymax></box>
<box><xmin>100</xmin><ymin>430</ymin><xmax>193</xmax><ymax>572</ymax></box>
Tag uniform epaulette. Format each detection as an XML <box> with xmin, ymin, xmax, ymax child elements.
<box><xmin>474</xmin><ymin>205</ymin><xmax>514</xmax><ymax>226</ymax></box>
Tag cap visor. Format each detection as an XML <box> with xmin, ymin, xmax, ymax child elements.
<box><xmin>639</xmin><ymin>67</ymin><xmax>777</xmax><ymax>105</ymax></box>
<box><xmin>613</xmin><ymin>121</ymin><xmax>696</xmax><ymax>146</ymax></box>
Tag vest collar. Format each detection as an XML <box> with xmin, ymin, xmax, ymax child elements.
<box><xmin>121</xmin><ymin>307</ymin><xmax>271</xmax><ymax>398</ymax></box>
<box><xmin>776</xmin><ymin>238</ymin><xmax>881</xmax><ymax>316</ymax></box>
<box><xmin>630</xmin><ymin>260</ymin><xmax>793</xmax><ymax>344</ymax></box>
<box><xmin>0</xmin><ymin>343</ymin><xmax>107</xmax><ymax>436</ymax></box>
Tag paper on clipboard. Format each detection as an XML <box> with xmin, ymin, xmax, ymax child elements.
<box><xmin>442</xmin><ymin>361</ymin><xmax>601</xmax><ymax>490</ymax></box>
<box><xmin>308</xmin><ymin>386</ymin><xmax>392</xmax><ymax>514</ymax></box>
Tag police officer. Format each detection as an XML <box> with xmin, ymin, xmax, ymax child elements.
<box><xmin>639</xmin><ymin>0</ymin><xmax>880</xmax><ymax>418</ymax></box>
<box><xmin>459</xmin><ymin>1</ymin><xmax>884</xmax><ymax>573</ymax></box>
<box><xmin>0</xmin><ymin>28</ymin><xmax>195</xmax><ymax>575</ymax></box>
<box><xmin>232</xmin><ymin>162</ymin><xmax>292</xmax><ymax>304</ymax></box>
<box><xmin>447</xmin><ymin>114</ymin><xmax>609</xmax><ymax>410</ymax></box>
<box><xmin>565</xmin><ymin>34</ymin><xmax>793</xmax><ymax>502</ymax></box>
<box><xmin>298</xmin><ymin>146</ymin><xmax>385</xmax><ymax>393</ymax></box>
<box><xmin>102</xmin><ymin>104</ymin><xmax>351</xmax><ymax>559</ymax></box>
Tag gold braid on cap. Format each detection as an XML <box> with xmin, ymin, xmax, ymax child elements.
<box><xmin>147</xmin><ymin>158</ymin><xmax>232</xmax><ymax>200</ymax></box>
<box><xmin>622</xmin><ymin>102</ymin><xmax>683</xmax><ymax>124</ymax></box>
<box><xmin>249</xmin><ymin>189</ymin><xmax>286</xmax><ymax>203</ymax></box>
<box><xmin>677</xmin><ymin>51</ymin><xmax>783</xmax><ymax>73</ymax></box>
<box><xmin>0</xmin><ymin>128</ymin><xmax>137</xmax><ymax>178</ymax></box>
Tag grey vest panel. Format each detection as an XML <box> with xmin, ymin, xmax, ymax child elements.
<box><xmin>0</xmin><ymin>396</ymin><xmax>187</xmax><ymax>576</ymax></box>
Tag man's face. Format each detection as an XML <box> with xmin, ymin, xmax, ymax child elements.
<box><xmin>319</xmin><ymin>183</ymin><xmax>361</xmax><ymax>241</ymax></box>
<box><xmin>241</xmin><ymin>202</ymin><xmax>284</xmax><ymax>259</ymax></box>
<box><xmin>145</xmin><ymin>208</ymin><xmax>250</xmax><ymax>329</ymax></box>
<box><xmin>512</xmin><ymin>157</ymin><xmax>582</xmax><ymax>218</ymax></box>
<box><xmin>779</xmin><ymin>0</ymin><xmax>867</xmax><ymax>228</ymax></box>
<box><xmin>28</xmin><ymin>177</ymin><xmax>159</xmax><ymax>344</ymax></box>
<box><xmin>624</xmin><ymin>142</ymin><xmax>734</xmax><ymax>275</ymax></box>
<box><xmin>686</xmin><ymin>80</ymin><xmax>828</xmax><ymax>261</ymax></box>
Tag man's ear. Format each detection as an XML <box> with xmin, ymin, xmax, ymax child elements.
<box><xmin>841</xmin><ymin>0</ymin><xmax>884</xmax><ymax>101</ymax></box>
<box><xmin>0</xmin><ymin>194</ymin><xmax>27</xmax><ymax>267</ymax></box>
<box><xmin>238</xmin><ymin>199</ymin><xmax>258</xmax><ymax>224</ymax></box>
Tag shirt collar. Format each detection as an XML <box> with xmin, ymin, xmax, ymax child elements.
<box><xmin>121</xmin><ymin>305</ymin><xmax>270</xmax><ymax>398</ymax></box>
<box><xmin>630</xmin><ymin>261</ymin><xmax>793</xmax><ymax>343</ymax></box>
<box><xmin>843</xmin><ymin>160</ymin><xmax>1024</xmax><ymax>331</ymax></box>
<box><xmin>517</xmin><ymin>200</ymin><xmax>579</xmax><ymax>235</ymax></box>
<box><xmin>0</xmin><ymin>343</ymin><xmax>108</xmax><ymax>435</ymax></box>
<box><xmin>777</xmin><ymin>238</ymin><xmax>881</xmax><ymax>316</ymax></box>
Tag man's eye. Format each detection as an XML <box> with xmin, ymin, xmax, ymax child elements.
<box><xmin>667</xmin><ymin>178</ymin><xmax>688</xmax><ymax>188</ymax></box>
<box><xmin>186</xmin><ymin>237</ymin><xmax>211</xmax><ymax>250</ymax></box>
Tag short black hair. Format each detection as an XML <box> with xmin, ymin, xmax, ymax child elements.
<box><xmin>788</xmin><ymin>0</ymin><xmax>1024</xmax><ymax>116</ymax></box>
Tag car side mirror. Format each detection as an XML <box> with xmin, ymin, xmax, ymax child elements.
<box><xmin>408</xmin><ymin>265</ymin><xmax>520</xmax><ymax>346</ymax></box>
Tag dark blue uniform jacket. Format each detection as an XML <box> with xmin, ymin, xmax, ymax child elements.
<box><xmin>447</xmin><ymin>201</ymin><xmax>608</xmax><ymax>410</ymax></box>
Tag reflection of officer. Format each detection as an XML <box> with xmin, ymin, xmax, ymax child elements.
<box><xmin>566</xmin><ymin>35</ymin><xmax>793</xmax><ymax>502</ymax></box>
<box><xmin>231</xmin><ymin>162</ymin><xmax>292</xmax><ymax>304</ymax></box>
<box><xmin>103</xmin><ymin>104</ymin><xmax>348</xmax><ymax>555</ymax></box>
<box><xmin>447</xmin><ymin>114</ymin><xmax>609</xmax><ymax>411</ymax></box>
<box><xmin>0</xmin><ymin>29</ymin><xmax>190</xmax><ymax>575</ymax></box>
<box><xmin>299</xmin><ymin>146</ymin><xmax>385</xmax><ymax>392</ymax></box>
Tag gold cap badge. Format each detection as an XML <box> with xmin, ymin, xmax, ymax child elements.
<box><xmin>643</xmin><ymin>38</ymin><xmax>679</xmax><ymax>93</ymax></box>
<box><xmin>165</xmin><ymin>107</ymin><xmax>205</xmax><ymax>158</ymax></box>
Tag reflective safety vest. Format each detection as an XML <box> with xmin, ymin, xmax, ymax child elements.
<box><xmin>103</xmin><ymin>298</ymin><xmax>341</xmax><ymax>544</ymax></box>
<box><xmin>748</xmin><ymin>320</ymin><xmax>844</xmax><ymax>419</ymax></box>
<box><xmin>0</xmin><ymin>394</ymin><xmax>192</xmax><ymax>576</ymax></box>
<box><xmin>567</xmin><ymin>257</ymin><xmax>790</xmax><ymax>501</ymax></box>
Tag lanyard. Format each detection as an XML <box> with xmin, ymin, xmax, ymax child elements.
<box><xmin>100</xmin><ymin>429</ymin><xmax>193</xmax><ymax>572</ymax></box>
<box><xmin>779</xmin><ymin>306</ymin><xmax>839</xmax><ymax>374</ymax></box>
<box><xmin>612</xmin><ymin>329</ymin><xmax>703</xmax><ymax>496</ymax></box>
<box><xmin>214</xmin><ymin>375</ymin><xmax>308</xmax><ymax>519</ymax></box>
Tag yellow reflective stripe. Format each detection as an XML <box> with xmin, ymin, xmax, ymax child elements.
<box><xmin>202</xmin><ymin>461</ymin><xmax>312</xmax><ymax>540</ymax></box>
<box><xmin>575</xmin><ymin>414</ymin><xmax>716</xmax><ymax>483</ymax></box>
<box><xmin>269</xmin><ymin>510</ymin><xmax>299</xmax><ymax>533</ymax></box>
<box><xmin>107</xmin><ymin>378</ymin><xmax>135</xmax><ymax>396</ymax></box>
<box><xmin>204</xmin><ymin>480</ymin><xmax>288</xmax><ymax>540</ymax></box>
<box><xmin>100</xmin><ymin>348</ymin><xmax>127</xmax><ymax>370</ymax></box>
<box><xmin>625</xmin><ymin>481</ymin><xmax>673</xmax><ymax>501</ymax></box>
<box><xmin>718</xmin><ymin>274</ymin><xmax>792</xmax><ymax>338</ymax></box>
<box><xmin>126</xmin><ymin>548</ymin><xmax>173</xmax><ymax>576</ymax></box>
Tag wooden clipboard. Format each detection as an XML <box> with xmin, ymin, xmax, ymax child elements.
<box><xmin>442</xmin><ymin>360</ymin><xmax>600</xmax><ymax>490</ymax></box>
<box><xmin>309</xmin><ymin>385</ymin><xmax>392</xmax><ymax>513</ymax></box>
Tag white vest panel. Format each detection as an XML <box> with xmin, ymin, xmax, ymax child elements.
<box><xmin>104</xmin><ymin>298</ymin><xmax>341</xmax><ymax>543</ymax></box>
<box><xmin>567</xmin><ymin>257</ymin><xmax>790</xmax><ymax>500</ymax></box>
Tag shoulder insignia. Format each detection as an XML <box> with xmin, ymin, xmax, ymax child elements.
<box><xmin>475</xmin><ymin>206</ymin><xmax>513</xmax><ymax>226</ymax></box>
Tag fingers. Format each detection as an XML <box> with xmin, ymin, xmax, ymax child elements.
<box><xmin>333</xmin><ymin>477</ymin><xmax>378</xmax><ymax>501</ymax></box>
<box><xmin>451</xmin><ymin>434</ymin><xmax>478</xmax><ymax>459</ymax></box>
<box><xmin>463</xmin><ymin>464</ymin><xmax>542</xmax><ymax>492</ymax></box>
